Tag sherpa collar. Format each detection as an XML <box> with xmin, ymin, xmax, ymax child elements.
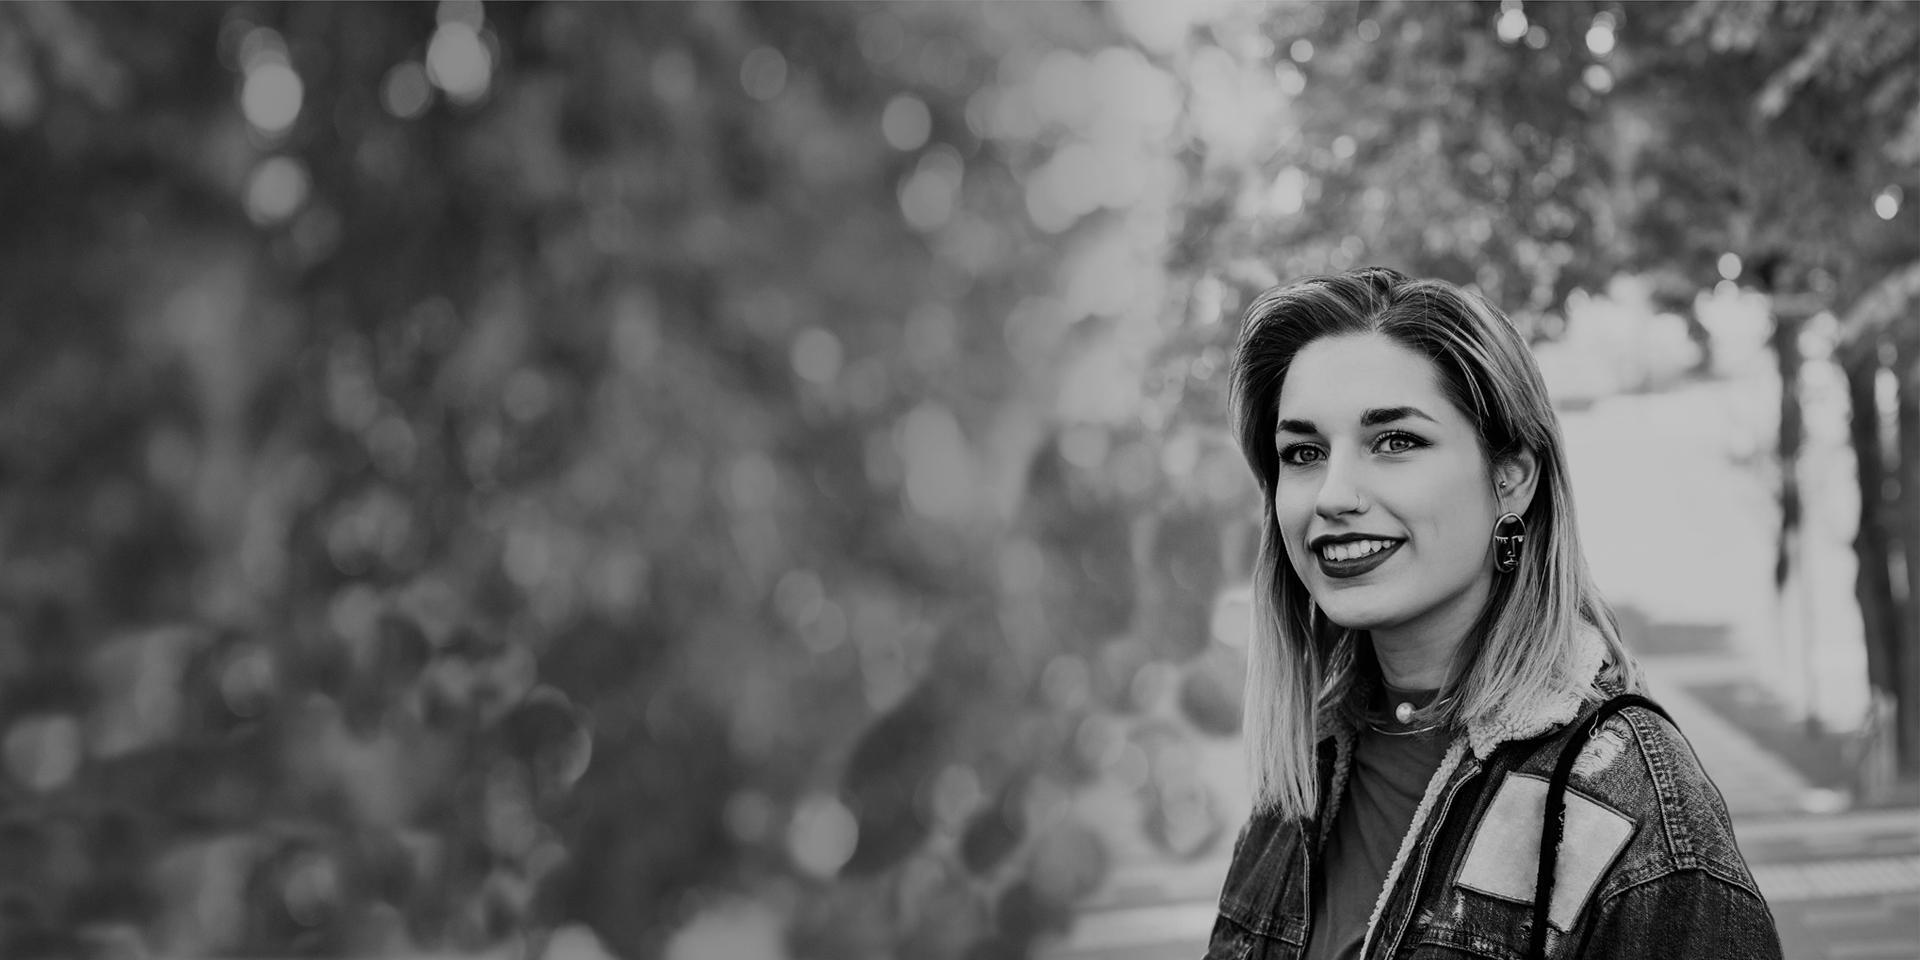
<box><xmin>1463</xmin><ymin>620</ymin><xmax>1610</xmax><ymax>759</ymax></box>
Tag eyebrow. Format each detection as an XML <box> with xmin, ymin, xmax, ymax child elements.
<box><xmin>1275</xmin><ymin>406</ymin><xmax>1440</xmax><ymax>435</ymax></box>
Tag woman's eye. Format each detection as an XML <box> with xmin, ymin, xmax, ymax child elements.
<box><xmin>1377</xmin><ymin>432</ymin><xmax>1423</xmax><ymax>454</ymax></box>
<box><xmin>1279</xmin><ymin>444</ymin><xmax>1324</xmax><ymax>465</ymax></box>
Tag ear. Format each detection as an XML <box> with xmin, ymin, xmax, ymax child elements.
<box><xmin>1492</xmin><ymin>446</ymin><xmax>1541</xmax><ymax>516</ymax></box>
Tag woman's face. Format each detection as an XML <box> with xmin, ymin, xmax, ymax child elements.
<box><xmin>1270</xmin><ymin>332</ymin><xmax>1504</xmax><ymax>646</ymax></box>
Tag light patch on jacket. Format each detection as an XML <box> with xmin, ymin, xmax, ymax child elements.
<box><xmin>1455</xmin><ymin>772</ymin><xmax>1636</xmax><ymax>932</ymax></box>
<box><xmin>1571</xmin><ymin>719</ymin><xmax>1631</xmax><ymax>779</ymax></box>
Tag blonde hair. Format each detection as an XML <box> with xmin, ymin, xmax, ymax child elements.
<box><xmin>1228</xmin><ymin>267</ymin><xmax>1641</xmax><ymax>820</ymax></box>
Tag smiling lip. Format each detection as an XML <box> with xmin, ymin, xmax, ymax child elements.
<box><xmin>1313</xmin><ymin>538</ymin><xmax>1403</xmax><ymax>580</ymax></box>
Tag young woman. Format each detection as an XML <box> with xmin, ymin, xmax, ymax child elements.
<box><xmin>1207</xmin><ymin>268</ymin><xmax>1781</xmax><ymax>959</ymax></box>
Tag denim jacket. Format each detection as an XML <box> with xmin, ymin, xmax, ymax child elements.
<box><xmin>1205</xmin><ymin>627</ymin><xmax>1783</xmax><ymax>959</ymax></box>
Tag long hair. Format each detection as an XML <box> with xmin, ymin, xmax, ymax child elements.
<box><xmin>1228</xmin><ymin>266</ymin><xmax>1641</xmax><ymax>820</ymax></box>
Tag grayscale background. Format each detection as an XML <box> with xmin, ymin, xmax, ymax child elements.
<box><xmin>0</xmin><ymin>2</ymin><xmax>1913</xmax><ymax>958</ymax></box>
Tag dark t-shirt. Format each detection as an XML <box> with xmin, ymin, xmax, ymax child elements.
<box><xmin>1304</xmin><ymin>686</ymin><xmax>1452</xmax><ymax>960</ymax></box>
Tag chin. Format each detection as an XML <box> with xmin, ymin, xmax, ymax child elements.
<box><xmin>1315</xmin><ymin>600</ymin><xmax>1401</xmax><ymax>633</ymax></box>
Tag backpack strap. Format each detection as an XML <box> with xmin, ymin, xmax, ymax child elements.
<box><xmin>1527</xmin><ymin>692</ymin><xmax>1673</xmax><ymax>960</ymax></box>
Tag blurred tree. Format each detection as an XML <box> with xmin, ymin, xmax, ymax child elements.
<box><xmin>1154</xmin><ymin>1</ymin><xmax>1631</xmax><ymax>346</ymax></box>
<box><xmin>1603</xmin><ymin>0</ymin><xmax>1919</xmax><ymax>779</ymax></box>
<box><xmin>0</xmin><ymin>2</ymin><xmax>1241</xmax><ymax>958</ymax></box>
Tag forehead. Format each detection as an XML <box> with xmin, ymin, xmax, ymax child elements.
<box><xmin>1274</xmin><ymin>333</ymin><xmax>1452</xmax><ymax>421</ymax></box>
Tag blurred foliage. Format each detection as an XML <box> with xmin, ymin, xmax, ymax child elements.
<box><xmin>1153</xmin><ymin>0</ymin><xmax>1916</xmax><ymax>350</ymax></box>
<box><xmin>0</xmin><ymin>2</ymin><xmax>1911</xmax><ymax>959</ymax></box>
<box><xmin>0</xmin><ymin>3</ymin><xmax>1242</xmax><ymax>958</ymax></box>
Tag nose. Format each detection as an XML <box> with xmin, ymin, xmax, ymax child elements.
<box><xmin>1312</xmin><ymin>452</ymin><xmax>1367</xmax><ymax>520</ymax></box>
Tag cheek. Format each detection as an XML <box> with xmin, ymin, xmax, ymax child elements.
<box><xmin>1411</xmin><ymin>470</ymin><xmax>1494</xmax><ymax>553</ymax></box>
<box><xmin>1272</xmin><ymin>484</ymin><xmax>1310</xmax><ymax>532</ymax></box>
<box><xmin>1271</xmin><ymin>485</ymin><xmax>1314</xmax><ymax>560</ymax></box>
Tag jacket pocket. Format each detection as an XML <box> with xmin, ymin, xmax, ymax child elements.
<box><xmin>1410</xmin><ymin>922</ymin><xmax>1527</xmax><ymax>960</ymax></box>
<box><xmin>1204</xmin><ymin>912</ymin><xmax>1258</xmax><ymax>960</ymax></box>
<box><xmin>1205</xmin><ymin>911</ymin><xmax>1305</xmax><ymax>960</ymax></box>
<box><xmin>1404</xmin><ymin>889</ymin><xmax>1533</xmax><ymax>960</ymax></box>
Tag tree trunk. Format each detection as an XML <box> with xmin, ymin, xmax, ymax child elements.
<box><xmin>1833</xmin><ymin>262</ymin><xmax>1920</xmax><ymax>782</ymax></box>
<box><xmin>1845</xmin><ymin>351</ymin><xmax>1913</xmax><ymax>789</ymax></box>
<box><xmin>1770</xmin><ymin>310</ymin><xmax>1804</xmax><ymax>593</ymax></box>
<box><xmin>1898</xmin><ymin>339</ymin><xmax>1920</xmax><ymax>778</ymax></box>
<box><xmin>1846</xmin><ymin>354</ymin><xmax>1900</xmax><ymax>708</ymax></box>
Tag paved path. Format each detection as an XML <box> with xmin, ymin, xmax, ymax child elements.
<box><xmin>1739</xmin><ymin>810</ymin><xmax>1920</xmax><ymax>960</ymax></box>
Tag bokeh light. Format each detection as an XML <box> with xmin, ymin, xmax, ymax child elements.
<box><xmin>245</xmin><ymin>156</ymin><xmax>311</xmax><ymax>224</ymax></box>
<box><xmin>381</xmin><ymin>61</ymin><xmax>432</xmax><ymax>118</ymax></box>
<box><xmin>787</xmin><ymin>793</ymin><xmax>859</xmax><ymax>879</ymax></box>
<box><xmin>899</xmin><ymin>145</ymin><xmax>963</xmax><ymax>232</ymax></box>
<box><xmin>2</xmin><ymin>714</ymin><xmax>83</xmax><ymax>792</ymax></box>
<box><xmin>241</xmin><ymin>55</ymin><xmax>301</xmax><ymax>136</ymax></box>
<box><xmin>1496</xmin><ymin>6</ymin><xmax>1529</xmax><ymax>44</ymax></box>
<box><xmin>790</xmin><ymin>327</ymin><xmax>845</xmax><ymax>385</ymax></box>
<box><xmin>740</xmin><ymin>46</ymin><xmax>788</xmax><ymax>101</ymax></box>
<box><xmin>1268</xmin><ymin>167</ymin><xmax>1308</xmax><ymax>216</ymax></box>
<box><xmin>1875</xmin><ymin>186</ymin><xmax>1903</xmax><ymax>220</ymax></box>
<box><xmin>881</xmin><ymin>94</ymin><xmax>932</xmax><ymax>151</ymax></box>
<box><xmin>426</xmin><ymin>21</ymin><xmax>492</xmax><ymax>103</ymax></box>
<box><xmin>1587</xmin><ymin>13</ymin><xmax>1618</xmax><ymax>56</ymax></box>
<box><xmin>899</xmin><ymin>403</ymin><xmax>974</xmax><ymax>520</ymax></box>
<box><xmin>1209</xmin><ymin>589</ymin><xmax>1251</xmax><ymax>649</ymax></box>
<box><xmin>663</xmin><ymin>900</ymin><xmax>786</xmax><ymax>960</ymax></box>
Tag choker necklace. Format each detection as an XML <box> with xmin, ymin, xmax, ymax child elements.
<box><xmin>1367</xmin><ymin>695</ymin><xmax>1453</xmax><ymax>736</ymax></box>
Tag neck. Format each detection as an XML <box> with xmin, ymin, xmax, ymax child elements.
<box><xmin>1370</xmin><ymin>632</ymin><xmax>1456</xmax><ymax>690</ymax></box>
<box><xmin>1368</xmin><ymin>578</ymin><xmax>1491</xmax><ymax>690</ymax></box>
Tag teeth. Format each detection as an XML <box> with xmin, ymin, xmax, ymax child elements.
<box><xmin>1321</xmin><ymin>539</ymin><xmax>1393</xmax><ymax>562</ymax></box>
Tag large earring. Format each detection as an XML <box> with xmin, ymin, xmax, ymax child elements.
<box><xmin>1492</xmin><ymin>512</ymin><xmax>1526</xmax><ymax>573</ymax></box>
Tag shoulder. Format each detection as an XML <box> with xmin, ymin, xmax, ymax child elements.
<box><xmin>1219</xmin><ymin>806</ymin><xmax>1301</xmax><ymax>906</ymax></box>
<box><xmin>1215</xmin><ymin>806</ymin><xmax>1312</xmax><ymax>927</ymax></box>
<box><xmin>1526</xmin><ymin>700</ymin><xmax>1762</xmax><ymax>900</ymax></box>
